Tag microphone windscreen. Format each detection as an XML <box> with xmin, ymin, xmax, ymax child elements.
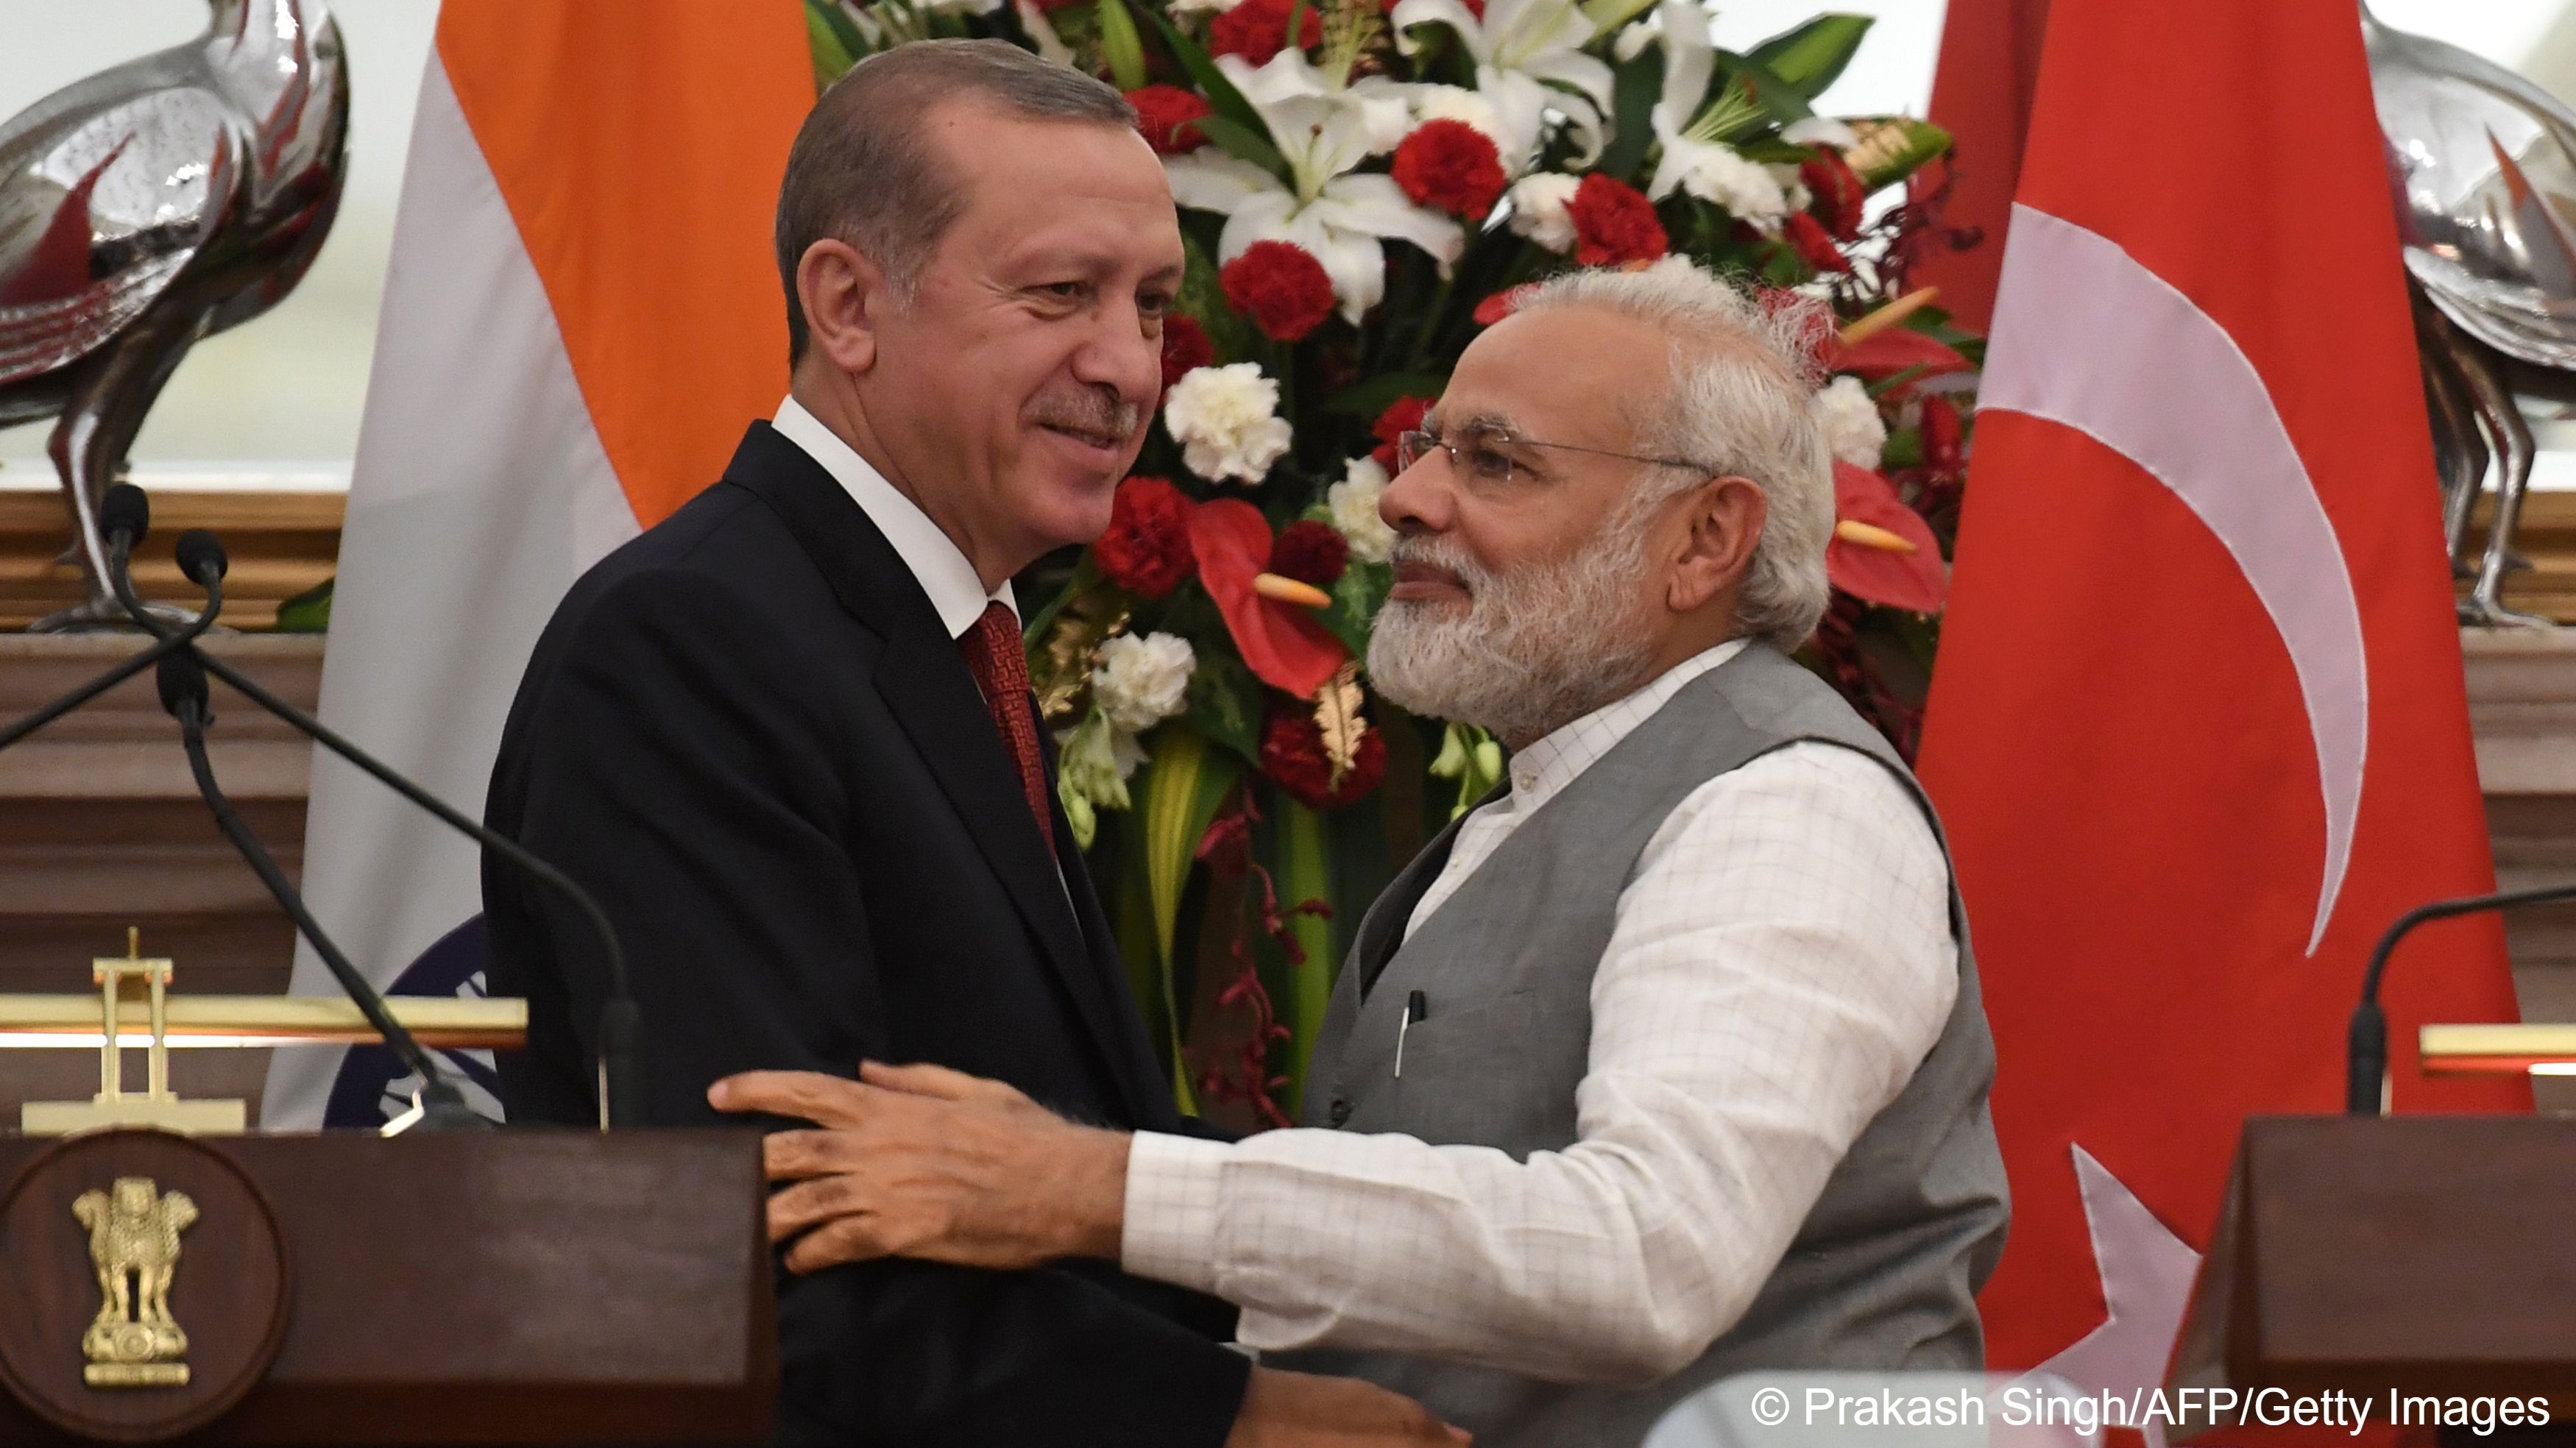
<box><xmin>101</xmin><ymin>484</ymin><xmax>149</xmax><ymax>545</ymax></box>
<box><xmin>174</xmin><ymin>529</ymin><xmax>229</xmax><ymax>583</ymax></box>
<box><xmin>155</xmin><ymin>650</ymin><xmax>210</xmax><ymax>723</ymax></box>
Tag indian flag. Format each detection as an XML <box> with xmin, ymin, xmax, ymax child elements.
<box><xmin>261</xmin><ymin>1</ymin><xmax>811</xmax><ymax>1126</ymax></box>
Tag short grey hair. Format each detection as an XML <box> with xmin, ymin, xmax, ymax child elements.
<box><xmin>1510</xmin><ymin>260</ymin><xmax>1836</xmax><ymax>652</ymax></box>
<box><xmin>774</xmin><ymin>40</ymin><xmax>1136</xmax><ymax>363</ymax></box>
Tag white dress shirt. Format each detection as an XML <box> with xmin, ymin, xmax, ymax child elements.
<box><xmin>1120</xmin><ymin>640</ymin><xmax>1958</xmax><ymax>1382</ymax></box>
<box><xmin>773</xmin><ymin>395</ymin><xmax>1011</xmax><ymax>637</ymax></box>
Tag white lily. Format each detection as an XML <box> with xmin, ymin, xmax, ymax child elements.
<box><xmin>1387</xmin><ymin>0</ymin><xmax>1615</xmax><ymax>167</ymax></box>
<box><xmin>1163</xmin><ymin>52</ymin><xmax>1465</xmax><ymax>324</ymax></box>
<box><xmin>1623</xmin><ymin>0</ymin><xmax>1780</xmax><ymax>224</ymax></box>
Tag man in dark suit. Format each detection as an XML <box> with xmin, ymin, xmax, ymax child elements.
<box><xmin>483</xmin><ymin>38</ymin><xmax>1461</xmax><ymax>1448</ymax></box>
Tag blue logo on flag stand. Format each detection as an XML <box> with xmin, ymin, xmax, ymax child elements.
<box><xmin>320</xmin><ymin>915</ymin><xmax>505</xmax><ymax>1128</ymax></box>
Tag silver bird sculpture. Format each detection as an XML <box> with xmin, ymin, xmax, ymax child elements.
<box><xmin>0</xmin><ymin>0</ymin><xmax>347</xmax><ymax>631</ymax></box>
<box><xmin>2366</xmin><ymin>2</ymin><xmax>2576</xmax><ymax>628</ymax></box>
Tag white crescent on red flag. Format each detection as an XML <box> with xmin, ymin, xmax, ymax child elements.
<box><xmin>1917</xmin><ymin>0</ymin><xmax>2530</xmax><ymax>1388</ymax></box>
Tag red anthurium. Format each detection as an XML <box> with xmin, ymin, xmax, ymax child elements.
<box><xmin>1828</xmin><ymin>326</ymin><xmax>1971</xmax><ymax>385</ymax></box>
<box><xmin>1186</xmin><ymin>497</ymin><xmax>1351</xmax><ymax>697</ymax></box>
<box><xmin>1827</xmin><ymin>461</ymin><xmax>1946</xmax><ymax>614</ymax></box>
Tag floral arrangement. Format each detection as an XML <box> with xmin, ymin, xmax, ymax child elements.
<box><xmin>810</xmin><ymin>0</ymin><xmax>1984</xmax><ymax>1124</ymax></box>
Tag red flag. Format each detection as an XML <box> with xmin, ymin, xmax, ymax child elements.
<box><xmin>1915</xmin><ymin>0</ymin><xmax>2528</xmax><ymax>1395</ymax></box>
<box><xmin>1908</xmin><ymin>0</ymin><xmax>2052</xmax><ymax>333</ymax></box>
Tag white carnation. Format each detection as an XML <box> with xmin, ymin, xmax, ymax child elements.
<box><xmin>1328</xmin><ymin>456</ymin><xmax>1398</xmax><ymax>564</ymax></box>
<box><xmin>1783</xmin><ymin>116</ymin><xmax>1860</xmax><ymax>149</ymax></box>
<box><xmin>1091</xmin><ymin>632</ymin><xmax>1196</xmax><ymax>734</ymax></box>
<box><xmin>1681</xmin><ymin>145</ymin><xmax>1790</xmax><ymax>228</ymax></box>
<box><xmin>1163</xmin><ymin>363</ymin><xmax>1292</xmax><ymax>485</ymax></box>
<box><xmin>1769</xmin><ymin>163</ymin><xmax>1813</xmax><ymax>214</ymax></box>
<box><xmin>1504</xmin><ymin>173</ymin><xmax>1582</xmax><ymax>255</ymax></box>
<box><xmin>1813</xmin><ymin>375</ymin><xmax>1889</xmax><ymax>470</ymax></box>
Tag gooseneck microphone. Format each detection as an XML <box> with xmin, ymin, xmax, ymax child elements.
<box><xmin>0</xmin><ymin>492</ymin><xmax>222</xmax><ymax>756</ymax></box>
<box><xmin>2346</xmin><ymin>878</ymin><xmax>2576</xmax><ymax>1114</ymax></box>
<box><xmin>100</xmin><ymin>513</ymin><xmax>646</xmax><ymax>1131</ymax></box>
<box><xmin>156</xmin><ymin>642</ymin><xmax>490</xmax><ymax>1131</ymax></box>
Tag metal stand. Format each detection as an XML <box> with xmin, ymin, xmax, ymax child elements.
<box><xmin>20</xmin><ymin>930</ymin><xmax>247</xmax><ymax>1136</ymax></box>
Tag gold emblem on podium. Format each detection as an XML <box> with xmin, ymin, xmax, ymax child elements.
<box><xmin>73</xmin><ymin>1177</ymin><xmax>199</xmax><ymax>1388</ymax></box>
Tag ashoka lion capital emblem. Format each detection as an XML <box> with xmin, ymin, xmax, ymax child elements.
<box><xmin>74</xmin><ymin>1176</ymin><xmax>198</xmax><ymax>1387</ymax></box>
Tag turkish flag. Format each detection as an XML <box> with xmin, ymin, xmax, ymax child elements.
<box><xmin>1914</xmin><ymin>0</ymin><xmax>2530</xmax><ymax>1395</ymax></box>
<box><xmin>1907</xmin><ymin>0</ymin><xmax>2053</xmax><ymax>334</ymax></box>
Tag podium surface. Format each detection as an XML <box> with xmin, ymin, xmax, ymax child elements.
<box><xmin>2170</xmin><ymin>1115</ymin><xmax>2576</xmax><ymax>1428</ymax></box>
<box><xmin>0</xmin><ymin>1129</ymin><xmax>774</xmax><ymax>1446</ymax></box>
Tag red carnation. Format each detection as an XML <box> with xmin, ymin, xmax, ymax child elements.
<box><xmin>1783</xmin><ymin>211</ymin><xmax>1853</xmax><ymax>274</ymax></box>
<box><xmin>1270</xmin><ymin>520</ymin><xmax>1348</xmax><ymax>589</ymax></box>
<box><xmin>1260</xmin><ymin>704</ymin><xmax>1389</xmax><ymax>809</ymax></box>
<box><xmin>1222</xmin><ymin>241</ymin><xmax>1337</xmax><ymax>343</ymax></box>
<box><xmin>1370</xmin><ymin>394</ymin><xmax>1432</xmax><ymax>470</ymax></box>
<box><xmin>1094</xmin><ymin>475</ymin><xmax>1197</xmax><ymax>598</ymax></box>
<box><xmin>1161</xmin><ymin>314</ymin><xmax>1214</xmax><ymax>391</ymax></box>
<box><xmin>1128</xmin><ymin>85</ymin><xmax>1212</xmax><ymax>155</ymax></box>
<box><xmin>1568</xmin><ymin>174</ymin><xmax>1667</xmax><ymax>266</ymax></box>
<box><xmin>1208</xmin><ymin>0</ymin><xmax>1321</xmax><ymax>65</ymax></box>
<box><xmin>1391</xmin><ymin>120</ymin><xmax>1507</xmax><ymax>219</ymax></box>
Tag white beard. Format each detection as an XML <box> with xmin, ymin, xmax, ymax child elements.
<box><xmin>1367</xmin><ymin>507</ymin><xmax>1663</xmax><ymax>748</ymax></box>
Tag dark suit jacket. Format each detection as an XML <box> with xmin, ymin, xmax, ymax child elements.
<box><xmin>483</xmin><ymin>422</ymin><xmax>1249</xmax><ymax>1448</ymax></box>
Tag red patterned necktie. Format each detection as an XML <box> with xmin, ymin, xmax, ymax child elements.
<box><xmin>958</xmin><ymin>601</ymin><xmax>1056</xmax><ymax>857</ymax></box>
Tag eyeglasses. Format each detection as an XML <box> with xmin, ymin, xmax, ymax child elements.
<box><xmin>1395</xmin><ymin>425</ymin><xmax>1715</xmax><ymax>489</ymax></box>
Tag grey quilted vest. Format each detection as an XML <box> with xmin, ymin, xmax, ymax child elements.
<box><xmin>1285</xmin><ymin>643</ymin><xmax>2009</xmax><ymax>1447</ymax></box>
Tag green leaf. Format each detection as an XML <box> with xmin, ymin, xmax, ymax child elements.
<box><xmin>1321</xmin><ymin>372</ymin><xmax>1446</xmax><ymax>418</ymax></box>
<box><xmin>1139</xmin><ymin>729</ymin><xmax>1241</xmax><ymax>1111</ymax></box>
<box><xmin>1333</xmin><ymin>558</ymin><xmax>1390</xmax><ymax>635</ymax></box>
<box><xmin>1175</xmin><ymin>231</ymin><xmax>1259</xmax><ymax>362</ymax></box>
<box><xmin>807</xmin><ymin>1</ymin><xmax>862</xmax><ymax>87</ymax></box>
<box><xmin>1579</xmin><ymin>0</ymin><xmax>1657</xmax><ymax>35</ymax></box>
<box><xmin>1020</xmin><ymin>553</ymin><xmax>1100</xmax><ymax>648</ymax></box>
<box><xmin>1192</xmin><ymin>114</ymin><xmax>1293</xmax><ymax>184</ymax></box>
<box><xmin>1880</xmin><ymin>424</ymin><xmax>1924</xmax><ymax>469</ymax></box>
<box><xmin>1715</xmin><ymin>51</ymin><xmax>1814</xmax><ymax>125</ymax></box>
<box><xmin>1139</xmin><ymin>6</ymin><xmax>1267</xmax><ymax>138</ymax></box>
<box><xmin>1097</xmin><ymin>0</ymin><xmax>1148</xmax><ymax>90</ymax></box>
<box><xmin>1309</xmin><ymin>558</ymin><xmax>1388</xmax><ymax>657</ymax></box>
<box><xmin>1843</xmin><ymin>116</ymin><xmax>1953</xmax><ymax>191</ymax></box>
<box><xmin>1184</xmin><ymin>649</ymin><xmax>1266</xmax><ymax>764</ymax></box>
<box><xmin>1274</xmin><ymin>798</ymin><xmax>1337</xmax><ymax>1104</ymax></box>
<box><xmin>1104</xmin><ymin>816</ymin><xmax>1170</xmax><ymax>1063</ymax></box>
<box><xmin>1601</xmin><ymin>47</ymin><xmax>1665</xmax><ymax>184</ymax></box>
<box><xmin>271</xmin><ymin>575</ymin><xmax>332</xmax><ymax>634</ymax></box>
<box><xmin>1746</xmin><ymin>14</ymin><xmax>1873</xmax><ymax>99</ymax></box>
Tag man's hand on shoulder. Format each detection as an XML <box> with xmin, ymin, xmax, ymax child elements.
<box><xmin>711</xmin><ymin>1061</ymin><xmax>1128</xmax><ymax>1271</ymax></box>
<box><xmin>1227</xmin><ymin>1368</ymin><xmax>1470</xmax><ymax>1447</ymax></box>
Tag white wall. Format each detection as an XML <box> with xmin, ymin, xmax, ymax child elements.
<box><xmin>0</xmin><ymin>0</ymin><xmax>437</xmax><ymax>480</ymax></box>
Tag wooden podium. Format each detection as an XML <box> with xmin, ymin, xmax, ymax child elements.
<box><xmin>2168</xmin><ymin>1115</ymin><xmax>2576</xmax><ymax>1435</ymax></box>
<box><xmin>0</xmin><ymin>1129</ymin><xmax>774</xmax><ymax>1445</ymax></box>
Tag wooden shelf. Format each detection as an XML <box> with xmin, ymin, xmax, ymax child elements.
<box><xmin>0</xmin><ymin>487</ymin><xmax>341</xmax><ymax>632</ymax></box>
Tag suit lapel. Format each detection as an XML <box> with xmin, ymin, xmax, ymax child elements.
<box><xmin>720</xmin><ymin>424</ymin><xmax>1150</xmax><ymax>1116</ymax></box>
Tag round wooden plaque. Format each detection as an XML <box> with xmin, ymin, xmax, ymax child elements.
<box><xmin>0</xmin><ymin>1130</ymin><xmax>289</xmax><ymax>1442</ymax></box>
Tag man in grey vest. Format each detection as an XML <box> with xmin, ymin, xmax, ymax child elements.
<box><xmin>715</xmin><ymin>258</ymin><xmax>2010</xmax><ymax>1447</ymax></box>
